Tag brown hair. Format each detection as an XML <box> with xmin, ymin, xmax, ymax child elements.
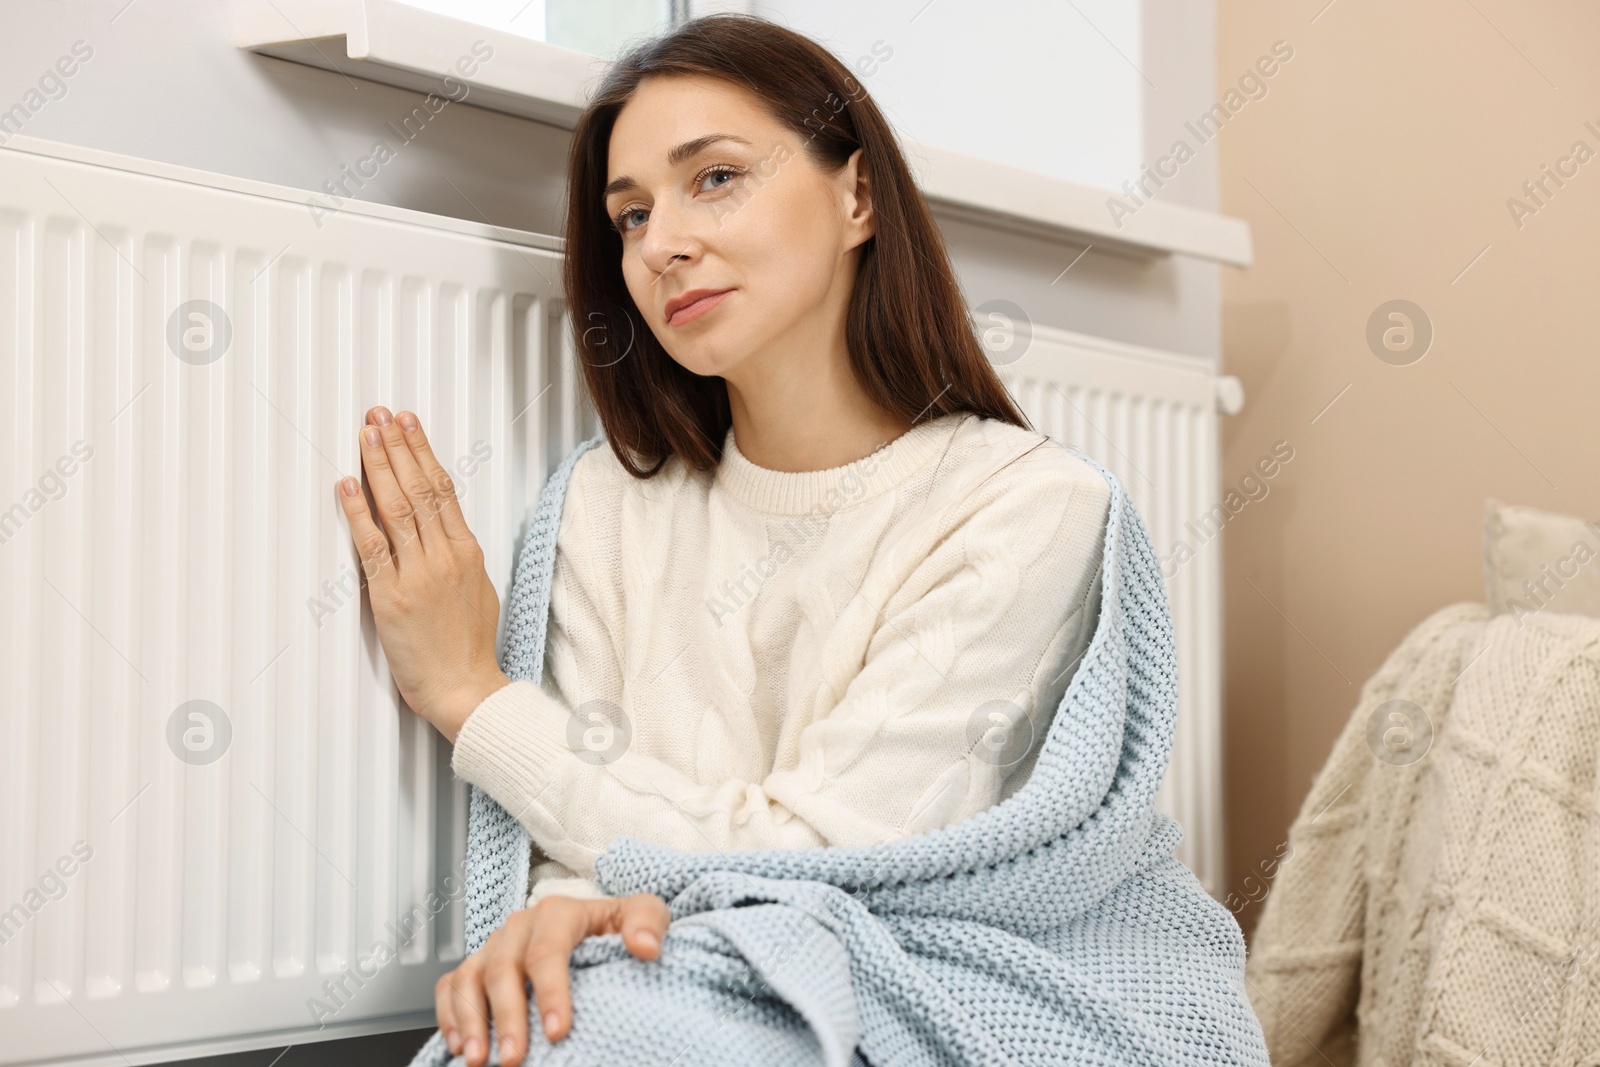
<box><xmin>562</xmin><ymin>12</ymin><xmax>1029</xmax><ymax>478</ymax></box>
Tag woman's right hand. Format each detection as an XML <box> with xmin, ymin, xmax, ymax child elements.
<box><xmin>435</xmin><ymin>892</ymin><xmax>672</xmax><ymax>1066</ymax></box>
<box><xmin>338</xmin><ymin>406</ymin><xmax>510</xmax><ymax>743</ymax></box>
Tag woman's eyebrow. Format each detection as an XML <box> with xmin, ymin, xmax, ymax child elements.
<box><xmin>603</xmin><ymin>133</ymin><xmax>756</xmax><ymax>198</ymax></box>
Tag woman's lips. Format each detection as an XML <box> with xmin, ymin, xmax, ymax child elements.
<box><xmin>668</xmin><ymin>289</ymin><xmax>732</xmax><ymax>326</ymax></box>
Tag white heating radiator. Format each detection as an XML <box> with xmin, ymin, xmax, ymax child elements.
<box><xmin>995</xmin><ymin>324</ymin><xmax>1230</xmax><ymax>897</ymax></box>
<box><xmin>0</xmin><ymin>138</ymin><xmax>591</xmax><ymax>1065</ymax></box>
<box><xmin>0</xmin><ymin>137</ymin><xmax>1230</xmax><ymax>1066</ymax></box>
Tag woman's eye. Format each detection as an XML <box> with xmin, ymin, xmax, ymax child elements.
<box><xmin>611</xmin><ymin>168</ymin><xmax>741</xmax><ymax>234</ymax></box>
<box><xmin>699</xmin><ymin>166</ymin><xmax>738</xmax><ymax>192</ymax></box>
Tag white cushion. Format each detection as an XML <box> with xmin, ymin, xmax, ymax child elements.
<box><xmin>1483</xmin><ymin>498</ymin><xmax>1600</xmax><ymax>619</ymax></box>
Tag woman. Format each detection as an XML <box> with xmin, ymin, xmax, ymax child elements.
<box><xmin>338</xmin><ymin>14</ymin><xmax>1110</xmax><ymax>1067</ymax></box>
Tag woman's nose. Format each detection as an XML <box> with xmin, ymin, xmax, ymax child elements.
<box><xmin>638</xmin><ymin>200</ymin><xmax>703</xmax><ymax>277</ymax></box>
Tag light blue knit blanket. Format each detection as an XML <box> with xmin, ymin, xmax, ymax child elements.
<box><xmin>409</xmin><ymin>435</ymin><xmax>1269</xmax><ymax>1067</ymax></box>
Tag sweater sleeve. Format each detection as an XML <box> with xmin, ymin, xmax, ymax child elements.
<box><xmin>452</xmin><ymin>442</ymin><xmax>1111</xmax><ymax>887</ymax></box>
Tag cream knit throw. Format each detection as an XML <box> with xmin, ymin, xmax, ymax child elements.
<box><xmin>1244</xmin><ymin>601</ymin><xmax>1600</xmax><ymax>1067</ymax></box>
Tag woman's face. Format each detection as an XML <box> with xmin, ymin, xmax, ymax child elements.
<box><xmin>603</xmin><ymin>74</ymin><xmax>874</xmax><ymax>383</ymax></box>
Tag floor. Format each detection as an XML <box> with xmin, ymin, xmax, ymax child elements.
<box><xmin>151</xmin><ymin>1028</ymin><xmax>438</xmax><ymax>1066</ymax></box>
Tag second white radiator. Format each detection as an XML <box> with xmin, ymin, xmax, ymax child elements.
<box><xmin>995</xmin><ymin>322</ymin><xmax>1229</xmax><ymax>896</ymax></box>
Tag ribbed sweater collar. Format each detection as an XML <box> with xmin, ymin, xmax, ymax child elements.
<box><xmin>713</xmin><ymin>412</ymin><xmax>970</xmax><ymax>516</ymax></box>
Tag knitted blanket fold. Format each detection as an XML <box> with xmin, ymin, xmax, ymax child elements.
<box><xmin>409</xmin><ymin>435</ymin><xmax>1270</xmax><ymax>1067</ymax></box>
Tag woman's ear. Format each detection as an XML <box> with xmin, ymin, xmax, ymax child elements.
<box><xmin>842</xmin><ymin>147</ymin><xmax>875</xmax><ymax>249</ymax></box>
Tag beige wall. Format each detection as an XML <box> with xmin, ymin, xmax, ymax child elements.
<box><xmin>1215</xmin><ymin>0</ymin><xmax>1600</xmax><ymax>939</ymax></box>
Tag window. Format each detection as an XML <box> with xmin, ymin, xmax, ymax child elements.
<box><xmin>396</xmin><ymin>0</ymin><xmax>689</xmax><ymax>58</ymax></box>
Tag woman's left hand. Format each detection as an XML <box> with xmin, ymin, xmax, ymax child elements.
<box><xmin>436</xmin><ymin>893</ymin><xmax>672</xmax><ymax>1066</ymax></box>
<box><xmin>338</xmin><ymin>406</ymin><xmax>509</xmax><ymax>742</ymax></box>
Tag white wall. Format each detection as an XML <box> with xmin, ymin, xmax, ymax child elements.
<box><xmin>1</xmin><ymin>0</ymin><xmax>569</xmax><ymax>234</ymax></box>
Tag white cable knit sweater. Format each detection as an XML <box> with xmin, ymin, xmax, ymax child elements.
<box><xmin>450</xmin><ymin>411</ymin><xmax>1113</xmax><ymax>905</ymax></box>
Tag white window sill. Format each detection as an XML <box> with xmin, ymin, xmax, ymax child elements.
<box><xmin>231</xmin><ymin>0</ymin><xmax>1253</xmax><ymax>267</ymax></box>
